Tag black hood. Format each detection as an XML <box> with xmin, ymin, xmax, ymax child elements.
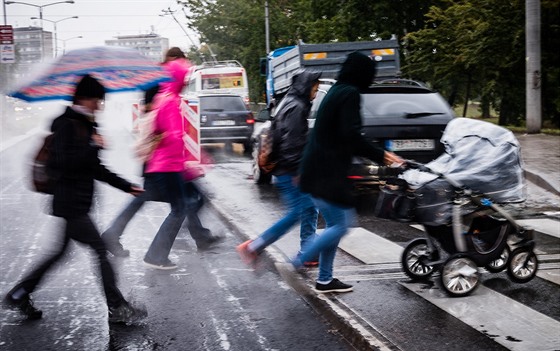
<box><xmin>287</xmin><ymin>69</ymin><xmax>322</xmax><ymax>99</ymax></box>
<box><xmin>337</xmin><ymin>52</ymin><xmax>376</xmax><ymax>90</ymax></box>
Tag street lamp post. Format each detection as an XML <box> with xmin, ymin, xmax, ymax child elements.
<box><xmin>59</xmin><ymin>35</ymin><xmax>81</xmax><ymax>54</ymax></box>
<box><xmin>31</xmin><ymin>16</ymin><xmax>78</xmax><ymax>57</ymax></box>
<box><xmin>5</xmin><ymin>1</ymin><xmax>75</xmax><ymax>60</ymax></box>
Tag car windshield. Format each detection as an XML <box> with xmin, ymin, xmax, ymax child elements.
<box><xmin>361</xmin><ymin>92</ymin><xmax>452</xmax><ymax>118</ymax></box>
<box><xmin>201</xmin><ymin>96</ymin><xmax>246</xmax><ymax>112</ymax></box>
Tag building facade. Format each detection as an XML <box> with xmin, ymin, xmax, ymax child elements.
<box><xmin>13</xmin><ymin>26</ymin><xmax>54</xmax><ymax>63</ymax></box>
<box><xmin>105</xmin><ymin>33</ymin><xmax>169</xmax><ymax>61</ymax></box>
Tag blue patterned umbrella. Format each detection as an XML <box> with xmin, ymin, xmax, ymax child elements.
<box><xmin>10</xmin><ymin>46</ymin><xmax>171</xmax><ymax>102</ymax></box>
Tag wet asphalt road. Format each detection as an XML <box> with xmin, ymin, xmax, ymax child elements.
<box><xmin>0</xmin><ymin>132</ymin><xmax>353</xmax><ymax>350</ymax></box>
<box><xmin>1</xmin><ymin>105</ymin><xmax>559</xmax><ymax>351</ymax></box>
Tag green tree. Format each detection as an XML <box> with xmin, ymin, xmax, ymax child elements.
<box><xmin>179</xmin><ymin>0</ymin><xmax>558</xmax><ymax>126</ymax></box>
<box><xmin>541</xmin><ymin>0</ymin><xmax>560</xmax><ymax>127</ymax></box>
<box><xmin>404</xmin><ymin>0</ymin><xmax>526</xmax><ymax>126</ymax></box>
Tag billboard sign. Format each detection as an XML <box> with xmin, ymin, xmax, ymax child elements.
<box><xmin>0</xmin><ymin>25</ymin><xmax>14</xmax><ymax>44</ymax></box>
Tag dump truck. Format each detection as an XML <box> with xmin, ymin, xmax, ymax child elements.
<box><xmin>261</xmin><ymin>39</ymin><xmax>400</xmax><ymax>106</ymax></box>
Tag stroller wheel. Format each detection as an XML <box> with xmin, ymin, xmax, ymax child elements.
<box><xmin>507</xmin><ymin>248</ymin><xmax>538</xmax><ymax>283</ymax></box>
<box><xmin>485</xmin><ymin>246</ymin><xmax>511</xmax><ymax>273</ymax></box>
<box><xmin>440</xmin><ymin>255</ymin><xmax>480</xmax><ymax>297</ymax></box>
<box><xmin>401</xmin><ymin>238</ymin><xmax>436</xmax><ymax>280</ymax></box>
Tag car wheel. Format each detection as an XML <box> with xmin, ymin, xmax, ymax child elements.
<box><xmin>243</xmin><ymin>139</ymin><xmax>253</xmax><ymax>154</ymax></box>
<box><xmin>224</xmin><ymin>142</ymin><xmax>233</xmax><ymax>153</ymax></box>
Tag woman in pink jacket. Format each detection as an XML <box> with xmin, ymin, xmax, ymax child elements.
<box><xmin>142</xmin><ymin>58</ymin><xmax>192</xmax><ymax>269</ymax></box>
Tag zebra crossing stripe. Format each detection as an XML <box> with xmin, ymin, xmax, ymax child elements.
<box><xmin>339</xmin><ymin>226</ymin><xmax>560</xmax><ymax>350</ymax></box>
<box><xmin>401</xmin><ymin>282</ymin><xmax>560</xmax><ymax>350</ymax></box>
<box><xmin>339</xmin><ymin>227</ymin><xmax>403</xmax><ymax>264</ymax></box>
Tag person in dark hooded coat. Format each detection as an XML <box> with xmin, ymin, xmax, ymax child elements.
<box><xmin>295</xmin><ymin>52</ymin><xmax>404</xmax><ymax>293</ymax></box>
<box><xmin>237</xmin><ymin>69</ymin><xmax>321</xmax><ymax>267</ymax></box>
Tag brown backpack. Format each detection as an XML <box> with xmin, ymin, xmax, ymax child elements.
<box><xmin>257</xmin><ymin>123</ymin><xmax>279</xmax><ymax>174</ymax></box>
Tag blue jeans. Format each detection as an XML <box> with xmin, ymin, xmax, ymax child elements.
<box><xmin>296</xmin><ymin>197</ymin><xmax>354</xmax><ymax>282</ymax></box>
<box><xmin>144</xmin><ymin>172</ymin><xmax>189</xmax><ymax>264</ymax></box>
<box><xmin>254</xmin><ymin>174</ymin><xmax>318</xmax><ymax>253</ymax></box>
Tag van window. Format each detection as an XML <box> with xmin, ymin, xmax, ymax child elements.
<box><xmin>200</xmin><ymin>96</ymin><xmax>247</xmax><ymax>112</ymax></box>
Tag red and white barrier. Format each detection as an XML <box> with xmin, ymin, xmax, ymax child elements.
<box><xmin>181</xmin><ymin>98</ymin><xmax>201</xmax><ymax>163</ymax></box>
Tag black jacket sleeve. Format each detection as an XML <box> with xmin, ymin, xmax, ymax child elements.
<box><xmin>340</xmin><ymin>89</ymin><xmax>385</xmax><ymax>164</ymax></box>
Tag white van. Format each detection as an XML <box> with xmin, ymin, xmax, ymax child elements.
<box><xmin>184</xmin><ymin>60</ymin><xmax>249</xmax><ymax>105</ymax></box>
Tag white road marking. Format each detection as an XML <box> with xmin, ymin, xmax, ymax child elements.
<box><xmin>339</xmin><ymin>226</ymin><xmax>560</xmax><ymax>351</ymax></box>
<box><xmin>339</xmin><ymin>227</ymin><xmax>403</xmax><ymax>264</ymax></box>
<box><xmin>401</xmin><ymin>282</ymin><xmax>560</xmax><ymax>351</ymax></box>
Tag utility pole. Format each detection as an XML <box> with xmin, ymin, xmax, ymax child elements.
<box><xmin>3</xmin><ymin>1</ymin><xmax>7</xmax><ymax>25</ymax></box>
<box><xmin>264</xmin><ymin>0</ymin><xmax>270</xmax><ymax>54</ymax></box>
<box><xmin>525</xmin><ymin>0</ymin><xmax>541</xmax><ymax>133</ymax></box>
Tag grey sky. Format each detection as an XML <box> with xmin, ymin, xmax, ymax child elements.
<box><xmin>1</xmin><ymin>0</ymin><xmax>200</xmax><ymax>52</ymax></box>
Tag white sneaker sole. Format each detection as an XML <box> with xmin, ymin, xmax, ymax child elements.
<box><xmin>143</xmin><ymin>260</ymin><xmax>177</xmax><ymax>270</ymax></box>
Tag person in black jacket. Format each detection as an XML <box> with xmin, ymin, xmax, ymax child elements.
<box><xmin>4</xmin><ymin>75</ymin><xmax>147</xmax><ymax>323</ymax></box>
<box><xmin>237</xmin><ymin>69</ymin><xmax>321</xmax><ymax>267</ymax></box>
<box><xmin>295</xmin><ymin>52</ymin><xmax>404</xmax><ymax>293</ymax></box>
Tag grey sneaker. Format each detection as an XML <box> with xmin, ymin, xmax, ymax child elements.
<box><xmin>197</xmin><ymin>235</ymin><xmax>225</xmax><ymax>251</ymax></box>
<box><xmin>102</xmin><ymin>234</ymin><xmax>130</xmax><ymax>257</ymax></box>
<box><xmin>108</xmin><ymin>302</ymin><xmax>147</xmax><ymax>324</ymax></box>
<box><xmin>314</xmin><ymin>278</ymin><xmax>353</xmax><ymax>293</ymax></box>
<box><xmin>105</xmin><ymin>241</ymin><xmax>130</xmax><ymax>257</ymax></box>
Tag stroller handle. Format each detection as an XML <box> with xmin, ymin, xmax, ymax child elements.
<box><xmin>403</xmin><ymin>159</ymin><xmax>436</xmax><ymax>174</ymax></box>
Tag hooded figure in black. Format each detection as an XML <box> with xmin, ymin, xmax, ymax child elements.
<box><xmin>236</xmin><ymin>69</ymin><xmax>322</xmax><ymax>268</ymax></box>
<box><xmin>272</xmin><ymin>69</ymin><xmax>322</xmax><ymax>175</ymax></box>
<box><xmin>299</xmin><ymin>52</ymin><xmax>402</xmax><ymax>207</ymax></box>
<box><xmin>293</xmin><ymin>52</ymin><xmax>403</xmax><ymax>294</ymax></box>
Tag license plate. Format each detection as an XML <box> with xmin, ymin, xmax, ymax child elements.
<box><xmin>213</xmin><ymin>120</ymin><xmax>235</xmax><ymax>126</ymax></box>
<box><xmin>390</xmin><ymin>139</ymin><xmax>434</xmax><ymax>151</ymax></box>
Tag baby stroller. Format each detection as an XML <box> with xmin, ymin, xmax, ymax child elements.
<box><xmin>376</xmin><ymin>118</ymin><xmax>538</xmax><ymax>297</ymax></box>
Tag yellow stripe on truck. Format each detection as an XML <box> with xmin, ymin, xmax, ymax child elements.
<box><xmin>371</xmin><ymin>49</ymin><xmax>395</xmax><ymax>56</ymax></box>
<box><xmin>303</xmin><ymin>52</ymin><xmax>327</xmax><ymax>60</ymax></box>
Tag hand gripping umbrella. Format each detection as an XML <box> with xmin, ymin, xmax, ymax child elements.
<box><xmin>9</xmin><ymin>46</ymin><xmax>171</xmax><ymax>102</ymax></box>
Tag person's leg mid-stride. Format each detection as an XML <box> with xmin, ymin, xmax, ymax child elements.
<box><xmin>294</xmin><ymin>196</ymin><xmax>354</xmax><ymax>293</ymax></box>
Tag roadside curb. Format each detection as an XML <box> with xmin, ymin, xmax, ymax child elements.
<box><xmin>201</xmin><ymin>182</ymin><xmax>401</xmax><ymax>351</ymax></box>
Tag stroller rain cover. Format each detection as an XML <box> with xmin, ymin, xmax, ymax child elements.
<box><xmin>402</xmin><ymin>118</ymin><xmax>526</xmax><ymax>204</ymax></box>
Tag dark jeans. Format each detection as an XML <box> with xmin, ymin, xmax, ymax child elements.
<box><xmin>143</xmin><ymin>172</ymin><xmax>189</xmax><ymax>264</ymax></box>
<box><xmin>103</xmin><ymin>179</ymin><xmax>211</xmax><ymax>246</ymax></box>
<box><xmin>12</xmin><ymin>215</ymin><xmax>125</xmax><ymax>308</ymax></box>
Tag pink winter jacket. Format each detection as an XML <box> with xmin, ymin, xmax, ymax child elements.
<box><xmin>144</xmin><ymin>59</ymin><xmax>192</xmax><ymax>173</ymax></box>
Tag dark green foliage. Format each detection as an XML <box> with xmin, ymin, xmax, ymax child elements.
<box><xmin>179</xmin><ymin>0</ymin><xmax>559</xmax><ymax>127</ymax></box>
